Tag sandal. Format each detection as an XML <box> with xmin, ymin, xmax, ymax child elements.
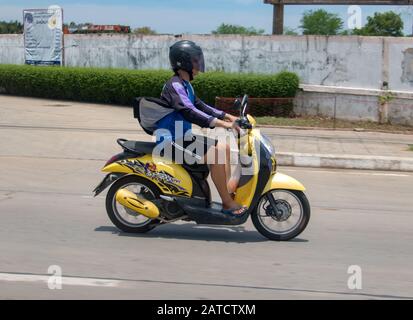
<box><xmin>222</xmin><ymin>206</ymin><xmax>248</xmax><ymax>216</ymax></box>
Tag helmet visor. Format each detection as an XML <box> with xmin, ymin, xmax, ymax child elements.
<box><xmin>192</xmin><ymin>52</ymin><xmax>205</xmax><ymax>73</ymax></box>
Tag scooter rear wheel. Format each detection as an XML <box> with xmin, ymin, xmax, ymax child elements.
<box><xmin>105</xmin><ymin>175</ymin><xmax>161</xmax><ymax>233</ymax></box>
<box><xmin>251</xmin><ymin>189</ymin><xmax>310</xmax><ymax>241</ymax></box>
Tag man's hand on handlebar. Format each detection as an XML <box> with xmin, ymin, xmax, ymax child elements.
<box><xmin>224</xmin><ymin>114</ymin><xmax>238</xmax><ymax>123</ymax></box>
<box><xmin>214</xmin><ymin>118</ymin><xmax>240</xmax><ymax>132</ymax></box>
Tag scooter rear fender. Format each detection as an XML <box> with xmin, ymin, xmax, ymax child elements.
<box><xmin>93</xmin><ymin>173</ymin><xmax>126</xmax><ymax>197</ymax></box>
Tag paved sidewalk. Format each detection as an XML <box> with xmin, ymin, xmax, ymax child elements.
<box><xmin>1</xmin><ymin>95</ymin><xmax>413</xmax><ymax>171</ymax></box>
<box><xmin>258</xmin><ymin>127</ymin><xmax>413</xmax><ymax>171</ymax></box>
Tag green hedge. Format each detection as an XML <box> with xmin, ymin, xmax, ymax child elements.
<box><xmin>0</xmin><ymin>65</ymin><xmax>299</xmax><ymax>106</ymax></box>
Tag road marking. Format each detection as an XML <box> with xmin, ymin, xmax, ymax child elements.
<box><xmin>0</xmin><ymin>273</ymin><xmax>120</xmax><ymax>288</ymax></box>
<box><xmin>0</xmin><ymin>123</ymin><xmax>143</xmax><ymax>134</ymax></box>
<box><xmin>0</xmin><ymin>272</ymin><xmax>411</xmax><ymax>300</ymax></box>
<box><xmin>371</xmin><ymin>173</ymin><xmax>410</xmax><ymax>177</ymax></box>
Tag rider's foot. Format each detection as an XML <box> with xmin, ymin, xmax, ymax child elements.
<box><xmin>222</xmin><ymin>201</ymin><xmax>248</xmax><ymax>216</ymax></box>
<box><xmin>222</xmin><ymin>206</ymin><xmax>248</xmax><ymax>216</ymax></box>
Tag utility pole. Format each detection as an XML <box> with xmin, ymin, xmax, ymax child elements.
<box><xmin>272</xmin><ymin>4</ymin><xmax>285</xmax><ymax>35</ymax></box>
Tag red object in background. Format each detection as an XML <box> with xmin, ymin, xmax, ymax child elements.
<box><xmin>65</xmin><ymin>25</ymin><xmax>131</xmax><ymax>34</ymax></box>
<box><xmin>215</xmin><ymin>97</ymin><xmax>295</xmax><ymax>117</ymax></box>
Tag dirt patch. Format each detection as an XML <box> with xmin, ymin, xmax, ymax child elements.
<box><xmin>42</xmin><ymin>104</ymin><xmax>72</xmax><ymax>107</ymax></box>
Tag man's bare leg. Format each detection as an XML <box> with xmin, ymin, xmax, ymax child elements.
<box><xmin>206</xmin><ymin>144</ymin><xmax>244</xmax><ymax>212</ymax></box>
<box><xmin>224</xmin><ymin>143</ymin><xmax>236</xmax><ymax>194</ymax></box>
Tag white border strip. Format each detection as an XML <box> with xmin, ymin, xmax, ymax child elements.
<box><xmin>276</xmin><ymin>152</ymin><xmax>413</xmax><ymax>172</ymax></box>
<box><xmin>0</xmin><ymin>273</ymin><xmax>120</xmax><ymax>288</ymax></box>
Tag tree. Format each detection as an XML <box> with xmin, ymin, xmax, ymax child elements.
<box><xmin>283</xmin><ymin>27</ymin><xmax>299</xmax><ymax>36</ymax></box>
<box><xmin>212</xmin><ymin>23</ymin><xmax>265</xmax><ymax>35</ymax></box>
<box><xmin>133</xmin><ymin>26</ymin><xmax>157</xmax><ymax>35</ymax></box>
<box><xmin>351</xmin><ymin>11</ymin><xmax>404</xmax><ymax>37</ymax></box>
<box><xmin>0</xmin><ymin>20</ymin><xmax>23</xmax><ymax>34</ymax></box>
<box><xmin>300</xmin><ymin>9</ymin><xmax>344</xmax><ymax>35</ymax></box>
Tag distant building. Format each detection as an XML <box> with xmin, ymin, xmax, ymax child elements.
<box><xmin>64</xmin><ymin>24</ymin><xmax>131</xmax><ymax>34</ymax></box>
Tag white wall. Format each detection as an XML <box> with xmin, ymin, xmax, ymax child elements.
<box><xmin>0</xmin><ymin>34</ymin><xmax>24</xmax><ymax>65</ymax></box>
<box><xmin>1</xmin><ymin>34</ymin><xmax>412</xmax><ymax>124</ymax></box>
<box><xmin>1</xmin><ymin>34</ymin><xmax>412</xmax><ymax>92</ymax></box>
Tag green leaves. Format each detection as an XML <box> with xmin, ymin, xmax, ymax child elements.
<box><xmin>0</xmin><ymin>65</ymin><xmax>299</xmax><ymax>106</ymax></box>
<box><xmin>211</xmin><ymin>23</ymin><xmax>265</xmax><ymax>36</ymax></box>
<box><xmin>352</xmin><ymin>11</ymin><xmax>404</xmax><ymax>37</ymax></box>
<box><xmin>193</xmin><ymin>72</ymin><xmax>299</xmax><ymax>105</ymax></box>
<box><xmin>300</xmin><ymin>9</ymin><xmax>344</xmax><ymax>36</ymax></box>
<box><xmin>133</xmin><ymin>27</ymin><xmax>157</xmax><ymax>35</ymax></box>
<box><xmin>0</xmin><ymin>20</ymin><xmax>23</xmax><ymax>34</ymax></box>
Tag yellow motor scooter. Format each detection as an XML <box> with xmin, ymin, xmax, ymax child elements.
<box><xmin>94</xmin><ymin>95</ymin><xmax>310</xmax><ymax>241</ymax></box>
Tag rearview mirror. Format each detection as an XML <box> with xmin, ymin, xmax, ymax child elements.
<box><xmin>233</xmin><ymin>98</ymin><xmax>241</xmax><ymax>111</ymax></box>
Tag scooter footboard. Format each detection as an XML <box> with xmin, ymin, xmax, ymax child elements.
<box><xmin>262</xmin><ymin>172</ymin><xmax>306</xmax><ymax>195</ymax></box>
<box><xmin>174</xmin><ymin>198</ymin><xmax>249</xmax><ymax>226</ymax></box>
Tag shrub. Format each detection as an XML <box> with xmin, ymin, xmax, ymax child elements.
<box><xmin>0</xmin><ymin>65</ymin><xmax>299</xmax><ymax>106</ymax></box>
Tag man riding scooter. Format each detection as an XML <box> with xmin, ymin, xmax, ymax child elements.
<box><xmin>94</xmin><ymin>40</ymin><xmax>311</xmax><ymax>241</ymax></box>
<box><xmin>156</xmin><ymin>40</ymin><xmax>246</xmax><ymax>216</ymax></box>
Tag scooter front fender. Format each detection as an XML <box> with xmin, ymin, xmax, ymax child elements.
<box><xmin>262</xmin><ymin>172</ymin><xmax>306</xmax><ymax>195</ymax></box>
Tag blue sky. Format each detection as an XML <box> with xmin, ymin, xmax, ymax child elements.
<box><xmin>1</xmin><ymin>0</ymin><xmax>412</xmax><ymax>34</ymax></box>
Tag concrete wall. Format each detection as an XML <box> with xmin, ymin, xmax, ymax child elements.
<box><xmin>0</xmin><ymin>35</ymin><xmax>24</xmax><ymax>65</ymax></box>
<box><xmin>295</xmin><ymin>90</ymin><xmax>413</xmax><ymax>126</ymax></box>
<box><xmin>0</xmin><ymin>34</ymin><xmax>412</xmax><ymax>124</ymax></box>
<box><xmin>1</xmin><ymin>34</ymin><xmax>412</xmax><ymax>91</ymax></box>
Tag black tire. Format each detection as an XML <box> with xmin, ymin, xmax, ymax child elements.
<box><xmin>251</xmin><ymin>190</ymin><xmax>310</xmax><ymax>241</ymax></box>
<box><xmin>105</xmin><ymin>175</ymin><xmax>161</xmax><ymax>233</ymax></box>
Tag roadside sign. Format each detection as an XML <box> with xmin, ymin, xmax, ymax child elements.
<box><xmin>23</xmin><ymin>6</ymin><xmax>63</xmax><ymax>66</ymax></box>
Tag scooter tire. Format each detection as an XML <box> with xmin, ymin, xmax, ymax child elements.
<box><xmin>251</xmin><ymin>190</ymin><xmax>310</xmax><ymax>241</ymax></box>
<box><xmin>105</xmin><ymin>175</ymin><xmax>161</xmax><ymax>234</ymax></box>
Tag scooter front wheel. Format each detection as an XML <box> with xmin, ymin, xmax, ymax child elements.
<box><xmin>251</xmin><ymin>189</ymin><xmax>310</xmax><ymax>241</ymax></box>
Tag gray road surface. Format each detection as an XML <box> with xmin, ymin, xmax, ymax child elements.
<box><xmin>0</xmin><ymin>95</ymin><xmax>413</xmax><ymax>299</ymax></box>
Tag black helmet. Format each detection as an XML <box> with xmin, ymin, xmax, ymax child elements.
<box><xmin>169</xmin><ymin>40</ymin><xmax>205</xmax><ymax>80</ymax></box>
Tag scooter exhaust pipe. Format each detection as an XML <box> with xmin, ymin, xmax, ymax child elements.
<box><xmin>115</xmin><ymin>189</ymin><xmax>160</xmax><ymax>219</ymax></box>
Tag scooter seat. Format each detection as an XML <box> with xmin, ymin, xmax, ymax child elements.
<box><xmin>119</xmin><ymin>140</ymin><xmax>209</xmax><ymax>176</ymax></box>
<box><xmin>120</xmin><ymin>140</ymin><xmax>156</xmax><ymax>155</ymax></box>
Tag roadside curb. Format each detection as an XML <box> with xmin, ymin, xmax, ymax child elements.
<box><xmin>256</xmin><ymin>125</ymin><xmax>413</xmax><ymax>135</ymax></box>
<box><xmin>275</xmin><ymin>152</ymin><xmax>413</xmax><ymax>172</ymax></box>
